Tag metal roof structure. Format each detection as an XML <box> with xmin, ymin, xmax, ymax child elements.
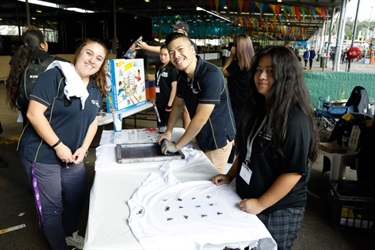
<box><xmin>0</xmin><ymin>0</ymin><xmax>348</xmax><ymax>40</ymax></box>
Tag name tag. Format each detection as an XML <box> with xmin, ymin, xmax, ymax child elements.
<box><xmin>240</xmin><ymin>162</ymin><xmax>252</xmax><ymax>185</ymax></box>
<box><xmin>155</xmin><ymin>86</ymin><xmax>160</xmax><ymax>93</ymax></box>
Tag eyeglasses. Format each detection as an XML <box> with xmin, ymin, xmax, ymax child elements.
<box><xmin>187</xmin><ymin>79</ymin><xmax>198</xmax><ymax>94</ymax></box>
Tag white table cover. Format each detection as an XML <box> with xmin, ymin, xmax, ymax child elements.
<box><xmin>84</xmin><ymin>129</ymin><xmax>276</xmax><ymax>250</ymax></box>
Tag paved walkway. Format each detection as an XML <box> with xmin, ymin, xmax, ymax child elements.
<box><xmin>207</xmin><ymin>56</ymin><xmax>375</xmax><ymax>74</ymax></box>
<box><xmin>304</xmin><ymin>58</ymin><xmax>375</xmax><ymax>74</ymax></box>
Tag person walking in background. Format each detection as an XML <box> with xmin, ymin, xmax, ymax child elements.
<box><xmin>211</xmin><ymin>46</ymin><xmax>320</xmax><ymax>249</ymax></box>
<box><xmin>6</xmin><ymin>26</ymin><xmax>65</xmax><ymax>127</ymax></box>
<box><xmin>154</xmin><ymin>44</ymin><xmax>179</xmax><ymax>132</ymax></box>
<box><xmin>222</xmin><ymin>34</ymin><xmax>254</xmax><ymax>126</ymax></box>
<box><xmin>157</xmin><ymin>32</ymin><xmax>236</xmax><ymax>173</ymax></box>
<box><xmin>302</xmin><ymin>48</ymin><xmax>309</xmax><ymax>69</ymax></box>
<box><xmin>17</xmin><ymin>38</ymin><xmax>108</xmax><ymax>250</ymax></box>
<box><xmin>309</xmin><ymin>48</ymin><xmax>316</xmax><ymax>70</ymax></box>
<box><xmin>220</xmin><ymin>45</ymin><xmax>229</xmax><ymax>66</ymax></box>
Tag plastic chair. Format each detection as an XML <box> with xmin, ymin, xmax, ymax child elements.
<box><xmin>315</xmin><ymin>97</ymin><xmax>352</xmax><ymax>140</ymax></box>
<box><xmin>319</xmin><ymin>125</ymin><xmax>361</xmax><ymax>180</ymax></box>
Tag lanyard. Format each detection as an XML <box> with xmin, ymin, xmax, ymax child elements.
<box><xmin>245</xmin><ymin>116</ymin><xmax>267</xmax><ymax>163</ymax></box>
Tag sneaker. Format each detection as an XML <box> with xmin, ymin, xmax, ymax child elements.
<box><xmin>65</xmin><ymin>231</ymin><xmax>84</xmax><ymax>249</ymax></box>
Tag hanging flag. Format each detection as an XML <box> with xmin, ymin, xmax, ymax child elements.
<box><xmin>310</xmin><ymin>6</ymin><xmax>317</xmax><ymax>20</ymax></box>
<box><xmin>315</xmin><ymin>7</ymin><xmax>327</xmax><ymax>20</ymax></box>
<box><xmin>250</xmin><ymin>1</ymin><xmax>255</xmax><ymax>14</ymax></box>
<box><xmin>290</xmin><ymin>6</ymin><xmax>296</xmax><ymax>16</ymax></box>
<box><xmin>282</xmin><ymin>5</ymin><xmax>288</xmax><ymax>17</ymax></box>
<box><xmin>232</xmin><ymin>0</ymin><xmax>237</xmax><ymax>12</ymax></box>
<box><xmin>300</xmin><ymin>6</ymin><xmax>306</xmax><ymax>21</ymax></box>
<box><xmin>284</xmin><ymin>5</ymin><xmax>291</xmax><ymax>14</ymax></box>
<box><xmin>226</xmin><ymin>0</ymin><xmax>231</xmax><ymax>12</ymax></box>
<box><xmin>275</xmin><ymin>4</ymin><xmax>280</xmax><ymax>18</ymax></box>
<box><xmin>255</xmin><ymin>2</ymin><xmax>261</xmax><ymax>15</ymax></box>
<box><xmin>238</xmin><ymin>0</ymin><xmax>243</xmax><ymax>13</ymax></box>
<box><xmin>305</xmin><ymin>6</ymin><xmax>314</xmax><ymax>20</ymax></box>
<box><xmin>243</xmin><ymin>0</ymin><xmax>249</xmax><ymax>12</ymax></box>
<box><xmin>295</xmin><ymin>6</ymin><xmax>301</xmax><ymax>21</ymax></box>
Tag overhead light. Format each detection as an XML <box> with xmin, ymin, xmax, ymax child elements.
<box><xmin>223</xmin><ymin>5</ymin><xmax>227</xmax><ymax>10</ymax></box>
<box><xmin>196</xmin><ymin>6</ymin><xmax>231</xmax><ymax>23</ymax></box>
<box><xmin>17</xmin><ymin>0</ymin><xmax>94</xmax><ymax>13</ymax></box>
<box><xmin>64</xmin><ymin>7</ymin><xmax>94</xmax><ymax>13</ymax></box>
<box><xmin>167</xmin><ymin>5</ymin><xmax>172</xmax><ymax>10</ymax></box>
<box><xmin>277</xmin><ymin>0</ymin><xmax>282</xmax><ymax>2</ymax></box>
<box><xmin>145</xmin><ymin>0</ymin><xmax>150</xmax><ymax>2</ymax></box>
<box><xmin>18</xmin><ymin>0</ymin><xmax>57</xmax><ymax>8</ymax></box>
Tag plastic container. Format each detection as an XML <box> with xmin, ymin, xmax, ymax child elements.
<box><xmin>328</xmin><ymin>180</ymin><xmax>375</xmax><ymax>231</ymax></box>
<box><xmin>113</xmin><ymin>111</ymin><xmax>122</xmax><ymax>144</ymax></box>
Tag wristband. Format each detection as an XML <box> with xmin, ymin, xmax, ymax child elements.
<box><xmin>166</xmin><ymin>105</ymin><xmax>172</xmax><ymax>110</ymax></box>
<box><xmin>52</xmin><ymin>139</ymin><xmax>61</xmax><ymax>148</ymax></box>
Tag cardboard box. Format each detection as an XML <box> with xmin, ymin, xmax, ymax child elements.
<box><xmin>145</xmin><ymin>73</ymin><xmax>156</xmax><ymax>100</ymax></box>
<box><xmin>104</xmin><ymin>59</ymin><xmax>146</xmax><ymax>113</ymax></box>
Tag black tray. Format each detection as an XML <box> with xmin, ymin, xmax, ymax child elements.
<box><xmin>115</xmin><ymin>143</ymin><xmax>185</xmax><ymax>163</ymax></box>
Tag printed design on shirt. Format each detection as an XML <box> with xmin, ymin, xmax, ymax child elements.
<box><xmin>259</xmin><ymin>129</ymin><xmax>272</xmax><ymax>141</ymax></box>
<box><xmin>161</xmin><ymin>193</ymin><xmax>223</xmax><ymax>222</ymax></box>
<box><xmin>160</xmin><ymin>71</ymin><xmax>169</xmax><ymax>78</ymax></box>
<box><xmin>91</xmin><ymin>99</ymin><xmax>100</xmax><ymax>107</ymax></box>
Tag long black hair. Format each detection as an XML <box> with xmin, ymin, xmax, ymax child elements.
<box><xmin>6</xmin><ymin>27</ymin><xmax>46</xmax><ymax>111</ymax></box>
<box><xmin>236</xmin><ymin>46</ymin><xmax>320</xmax><ymax>163</ymax></box>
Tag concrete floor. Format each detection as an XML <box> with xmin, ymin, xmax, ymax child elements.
<box><xmin>0</xmin><ymin>58</ymin><xmax>374</xmax><ymax>250</ymax></box>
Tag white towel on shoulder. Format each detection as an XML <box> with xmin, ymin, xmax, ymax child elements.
<box><xmin>46</xmin><ymin>61</ymin><xmax>89</xmax><ymax>109</ymax></box>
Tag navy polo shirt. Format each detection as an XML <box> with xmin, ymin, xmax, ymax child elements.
<box><xmin>18</xmin><ymin>67</ymin><xmax>103</xmax><ymax>164</ymax></box>
<box><xmin>176</xmin><ymin>56</ymin><xmax>236</xmax><ymax>150</ymax></box>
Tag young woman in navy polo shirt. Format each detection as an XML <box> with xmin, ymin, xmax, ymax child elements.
<box><xmin>212</xmin><ymin>46</ymin><xmax>320</xmax><ymax>249</ymax></box>
<box><xmin>18</xmin><ymin>38</ymin><xmax>108</xmax><ymax>250</ymax></box>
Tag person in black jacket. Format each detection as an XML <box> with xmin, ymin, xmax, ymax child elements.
<box><xmin>309</xmin><ymin>48</ymin><xmax>316</xmax><ymax>70</ymax></box>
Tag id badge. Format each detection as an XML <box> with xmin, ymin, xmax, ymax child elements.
<box><xmin>155</xmin><ymin>86</ymin><xmax>160</xmax><ymax>93</ymax></box>
<box><xmin>240</xmin><ymin>162</ymin><xmax>252</xmax><ymax>185</ymax></box>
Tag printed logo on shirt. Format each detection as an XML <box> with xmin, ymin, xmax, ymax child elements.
<box><xmin>259</xmin><ymin>130</ymin><xmax>272</xmax><ymax>141</ymax></box>
<box><xmin>92</xmin><ymin>99</ymin><xmax>100</xmax><ymax>108</ymax></box>
<box><xmin>160</xmin><ymin>72</ymin><xmax>169</xmax><ymax>78</ymax></box>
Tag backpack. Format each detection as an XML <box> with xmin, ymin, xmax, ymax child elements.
<box><xmin>17</xmin><ymin>56</ymin><xmax>55</xmax><ymax>109</ymax></box>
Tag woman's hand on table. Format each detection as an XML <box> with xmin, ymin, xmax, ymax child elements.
<box><xmin>211</xmin><ymin>174</ymin><xmax>231</xmax><ymax>186</ymax></box>
<box><xmin>239</xmin><ymin>198</ymin><xmax>264</xmax><ymax>215</ymax></box>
